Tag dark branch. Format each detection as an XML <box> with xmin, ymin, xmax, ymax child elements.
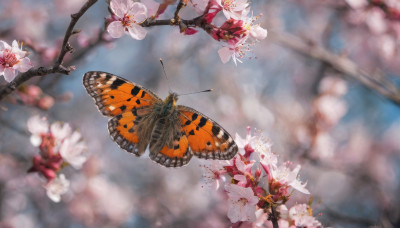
<box><xmin>0</xmin><ymin>0</ymin><xmax>98</xmax><ymax>101</ymax></box>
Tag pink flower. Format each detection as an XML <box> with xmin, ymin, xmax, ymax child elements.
<box><xmin>141</xmin><ymin>0</ymin><xmax>160</xmax><ymax>18</ymax></box>
<box><xmin>46</xmin><ymin>174</ymin><xmax>70</xmax><ymax>202</ymax></box>
<box><xmin>288</xmin><ymin>204</ymin><xmax>322</xmax><ymax>227</ymax></box>
<box><xmin>59</xmin><ymin>131</ymin><xmax>87</xmax><ymax>169</ymax></box>
<box><xmin>216</xmin><ymin>0</ymin><xmax>249</xmax><ymax>19</ymax></box>
<box><xmin>218</xmin><ymin>38</ymin><xmax>247</xmax><ymax>65</ymax></box>
<box><xmin>270</xmin><ymin>163</ymin><xmax>310</xmax><ymax>195</ymax></box>
<box><xmin>107</xmin><ymin>0</ymin><xmax>148</xmax><ymax>40</ymax></box>
<box><xmin>225</xmin><ymin>184</ymin><xmax>259</xmax><ymax>223</ymax></box>
<box><xmin>27</xmin><ymin>115</ymin><xmax>49</xmax><ymax>146</ymax></box>
<box><xmin>0</xmin><ymin>40</ymin><xmax>32</xmax><ymax>82</ymax></box>
<box><xmin>242</xmin><ymin>13</ymin><xmax>268</xmax><ymax>40</ymax></box>
<box><xmin>200</xmin><ymin>160</ymin><xmax>227</xmax><ymax>190</ymax></box>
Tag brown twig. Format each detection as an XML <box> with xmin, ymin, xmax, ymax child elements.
<box><xmin>0</xmin><ymin>0</ymin><xmax>99</xmax><ymax>101</ymax></box>
<box><xmin>269</xmin><ymin>31</ymin><xmax>400</xmax><ymax>107</ymax></box>
<box><xmin>269</xmin><ymin>206</ymin><xmax>280</xmax><ymax>228</ymax></box>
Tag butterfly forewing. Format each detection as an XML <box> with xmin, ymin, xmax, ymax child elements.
<box><xmin>83</xmin><ymin>71</ymin><xmax>162</xmax><ymax>117</ymax></box>
<box><xmin>178</xmin><ymin>106</ymin><xmax>238</xmax><ymax>160</ymax></box>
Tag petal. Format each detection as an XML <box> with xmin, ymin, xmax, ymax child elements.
<box><xmin>250</xmin><ymin>25</ymin><xmax>268</xmax><ymax>40</ymax></box>
<box><xmin>131</xmin><ymin>2</ymin><xmax>148</xmax><ymax>22</ymax></box>
<box><xmin>0</xmin><ymin>40</ymin><xmax>10</xmax><ymax>51</ymax></box>
<box><xmin>110</xmin><ymin>0</ymin><xmax>128</xmax><ymax>18</ymax></box>
<box><xmin>107</xmin><ymin>21</ymin><xmax>126</xmax><ymax>38</ymax></box>
<box><xmin>223</xmin><ymin>9</ymin><xmax>232</xmax><ymax>19</ymax></box>
<box><xmin>3</xmin><ymin>67</ymin><xmax>16</xmax><ymax>82</ymax></box>
<box><xmin>15</xmin><ymin>57</ymin><xmax>32</xmax><ymax>73</ymax></box>
<box><xmin>127</xmin><ymin>24</ymin><xmax>147</xmax><ymax>40</ymax></box>
<box><xmin>141</xmin><ymin>0</ymin><xmax>159</xmax><ymax>17</ymax></box>
<box><xmin>30</xmin><ymin>135</ymin><xmax>42</xmax><ymax>147</ymax></box>
<box><xmin>218</xmin><ymin>46</ymin><xmax>232</xmax><ymax>64</ymax></box>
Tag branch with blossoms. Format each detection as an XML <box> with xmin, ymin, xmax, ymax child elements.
<box><xmin>0</xmin><ymin>0</ymin><xmax>267</xmax><ymax>101</ymax></box>
<box><xmin>200</xmin><ymin>127</ymin><xmax>323</xmax><ymax>227</ymax></box>
<box><xmin>269</xmin><ymin>31</ymin><xmax>400</xmax><ymax>107</ymax></box>
<box><xmin>27</xmin><ymin>116</ymin><xmax>87</xmax><ymax>202</ymax></box>
<box><xmin>0</xmin><ymin>0</ymin><xmax>99</xmax><ymax>101</ymax></box>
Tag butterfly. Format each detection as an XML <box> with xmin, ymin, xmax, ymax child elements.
<box><xmin>83</xmin><ymin>71</ymin><xmax>238</xmax><ymax>167</ymax></box>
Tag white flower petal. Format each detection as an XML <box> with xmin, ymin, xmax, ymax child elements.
<box><xmin>131</xmin><ymin>2</ymin><xmax>148</xmax><ymax>22</ymax></box>
<box><xmin>218</xmin><ymin>46</ymin><xmax>233</xmax><ymax>64</ymax></box>
<box><xmin>27</xmin><ymin>116</ymin><xmax>49</xmax><ymax>135</ymax></box>
<box><xmin>3</xmin><ymin>68</ymin><xmax>16</xmax><ymax>82</ymax></box>
<box><xmin>46</xmin><ymin>174</ymin><xmax>70</xmax><ymax>203</ymax></box>
<box><xmin>141</xmin><ymin>0</ymin><xmax>159</xmax><ymax>17</ymax></box>
<box><xmin>250</xmin><ymin>25</ymin><xmax>268</xmax><ymax>40</ymax></box>
<box><xmin>127</xmin><ymin>24</ymin><xmax>147</xmax><ymax>40</ymax></box>
<box><xmin>110</xmin><ymin>0</ymin><xmax>129</xmax><ymax>18</ymax></box>
<box><xmin>107</xmin><ymin>21</ymin><xmax>126</xmax><ymax>38</ymax></box>
<box><xmin>15</xmin><ymin>57</ymin><xmax>32</xmax><ymax>73</ymax></box>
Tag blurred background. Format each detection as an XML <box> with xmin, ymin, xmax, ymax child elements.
<box><xmin>1</xmin><ymin>0</ymin><xmax>400</xmax><ymax>227</ymax></box>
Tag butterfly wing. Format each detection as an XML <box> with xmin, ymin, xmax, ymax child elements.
<box><xmin>83</xmin><ymin>71</ymin><xmax>162</xmax><ymax>117</ymax></box>
<box><xmin>83</xmin><ymin>71</ymin><xmax>162</xmax><ymax>156</ymax></box>
<box><xmin>148</xmin><ymin>118</ymin><xmax>193</xmax><ymax>167</ymax></box>
<box><xmin>178</xmin><ymin>105</ymin><xmax>238</xmax><ymax>160</ymax></box>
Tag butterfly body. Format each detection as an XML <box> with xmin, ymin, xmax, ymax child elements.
<box><xmin>83</xmin><ymin>71</ymin><xmax>238</xmax><ymax>167</ymax></box>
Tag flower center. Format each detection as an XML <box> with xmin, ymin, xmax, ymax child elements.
<box><xmin>222</xmin><ymin>0</ymin><xmax>236</xmax><ymax>10</ymax></box>
<box><xmin>237</xmin><ymin>197</ymin><xmax>248</xmax><ymax>206</ymax></box>
<box><xmin>0</xmin><ymin>49</ymin><xmax>20</xmax><ymax>67</ymax></box>
<box><xmin>120</xmin><ymin>14</ymin><xmax>136</xmax><ymax>27</ymax></box>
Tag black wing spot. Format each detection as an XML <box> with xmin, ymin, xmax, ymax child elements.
<box><xmin>174</xmin><ymin>144</ymin><xmax>180</xmax><ymax>150</ymax></box>
<box><xmin>222</xmin><ymin>132</ymin><xmax>229</xmax><ymax>140</ymax></box>
<box><xmin>212</xmin><ymin>125</ymin><xmax>220</xmax><ymax>136</ymax></box>
<box><xmin>110</xmin><ymin>78</ymin><xmax>125</xmax><ymax>89</ymax></box>
<box><xmin>131</xmin><ymin>86</ymin><xmax>141</xmax><ymax>96</ymax></box>
<box><xmin>129</xmin><ymin>128</ymin><xmax>134</xmax><ymax>133</ymax></box>
<box><xmin>105</xmin><ymin>75</ymin><xmax>112</xmax><ymax>80</ymax></box>
<box><xmin>184</xmin><ymin>120</ymin><xmax>191</xmax><ymax>126</ymax></box>
<box><xmin>192</xmin><ymin>113</ymin><xmax>198</xmax><ymax>121</ymax></box>
<box><xmin>110</xmin><ymin>95</ymin><xmax>115</xmax><ymax>99</ymax></box>
<box><xmin>207</xmin><ymin>141</ymin><xmax>211</xmax><ymax>146</ymax></box>
<box><xmin>132</xmin><ymin>107</ymin><xmax>138</xmax><ymax>116</ymax></box>
<box><xmin>120</xmin><ymin>105</ymin><xmax>126</xmax><ymax>111</ymax></box>
<box><xmin>198</xmin><ymin>117</ymin><xmax>207</xmax><ymax>127</ymax></box>
<box><xmin>189</xmin><ymin>130</ymin><xmax>195</xmax><ymax>136</ymax></box>
<box><xmin>136</xmin><ymin>99</ymin><xmax>141</xmax><ymax>105</ymax></box>
<box><xmin>127</xmin><ymin>98</ymin><xmax>131</xmax><ymax>101</ymax></box>
<box><xmin>123</xmin><ymin>124</ymin><xmax>127</xmax><ymax>128</ymax></box>
<box><xmin>196</xmin><ymin>126</ymin><xmax>199</xmax><ymax>131</ymax></box>
<box><xmin>141</xmin><ymin>91</ymin><xmax>146</xmax><ymax>98</ymax></box>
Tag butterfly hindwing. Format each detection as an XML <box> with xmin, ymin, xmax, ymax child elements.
<box><xmin>149</xmin><ymin>118</ymin><xmax>193</xmax><ymax>167</ymax></box>
<box><xmin>178</xmin><ymin>106</ymin><xmax>238</xmax><ymax>160</ymax></box>
<box><xmin>83</xmin><ymin>71</ymin><xmax>162</xmax><ymax>117</ymax></box>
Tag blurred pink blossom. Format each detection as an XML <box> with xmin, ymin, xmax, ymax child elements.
<box><xmin>46</xmin><ymin>174</ymin><xmax>70</xmax><ymax>203</ymax></box>
<box><xmin>107</xmin><ymin>0</ymin><xmax>148</xmax><ymax>40</ymax></box>
<box><xmin>288</xmin><ymin>204</ymin><xmax>322</xmax><ymax>227</ymax></box>
<box><xmin>216</xmin><ymin>0</ymin><xmax>249</xmax><ymax>19</ymax></box>
<box><xmin>225</xmin><ymin>184</ymin><xmax>259</xmax><ymax>223</ymax></box>
<box><xmin>141</xmin><ymin>0</ymin><xmax>160</xmax><ymax>18</ymax></box>
<box><xmin>0</xmin><ymin>40</ymin><xmax>32</xmax><ymax>82</ymax></box>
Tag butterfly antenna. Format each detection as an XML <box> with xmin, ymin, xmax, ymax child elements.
<box><xmin>179</xmin><ymin>89</ymin><xmax>214</xmax><ymax>96</ymax></box>
<box><xmin>160</xmin><ymin>58</ymin><xmax>172</xmax><ymax>93</ymax></box>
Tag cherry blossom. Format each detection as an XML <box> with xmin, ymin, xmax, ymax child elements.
<box><xmin>46</xmin><ymin>174</ymin><xmax>70</xmax><ymax>203</ymax></box>
<box><xmin>270</xmin><ymin>163</ymin><xmax>310</xmax><ymax>195</ymax></box>
<box><xmin>0</xmin><ymin>40</ymin><xmax>32</xmax><ymax>82</ymax></box>
<box><xmin>225</xmin><ymin>184</ymin><xmax>259</xmax><ymax>223</ymax></box>
<box><xmin>216</xmin><ymin>0</ymin><xmax>249</xmax><ymax>19</ymax></box>
<box><xmin>141</xmin><ymin>0</ymin><xmax>160</xmax><ymax>18</ymax></box>
<box><xmin>289</xmin><ymin>204</ymin><xmax>322</xmax><ymax>227</ymax></box>
<box><xmin>242</xmin><ymin>13</ymin><xmax>268</xmax><ymax>40</ymax></box>
<box><xmin>107</xmin><ymin>0</ymin><xmax>148</xmax><ymax>40</ymax></box>
<box><xmin>218</xmin><ymin>39</ymin><xmax>247</xmax><ymax>65</ymax></box>
<box><xmin>27</xmin><ymin>115</ymin><xmax>49</xmax><ymax>146</ymax></box>
<box><xmin>59</xmin><ymin>131</ymin><xmax>87</xmax><ymax>169</ymax></box>
<box><xmin>200</xmin><ymin>160</ymin><xmax>227</xmax><ymax>190</ymax></box>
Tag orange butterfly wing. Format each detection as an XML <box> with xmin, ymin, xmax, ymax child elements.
<box><xmin>178</xmin><ymin>106</ymin><xmax>238</xmax><ymax>160</ymax></box>
<box><xmin>83</xmin><ymin>71</ymin><xmax>161</xmax><ymax>156</ymax></box>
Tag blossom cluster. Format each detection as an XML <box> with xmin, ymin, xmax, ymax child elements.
<box><xmin>201</xmin><ymin>127</ymin><xmax>322</xmax><ymax>227</ymax></box>
<box><xmin>0</xmin><ymin>40</ymin><xmax>32</xmax><ymax>82</ymax></box>
<box><xmin>345</xmin><ymin>0</ymin><xmax>400</xmax><ymax>59</ymax></box>
<box><xmin>106</xmin><ymin>0</ymin><xmax>267</xmax><ymax>65</ymax></box>
<box><xmin>27</xmin><ymin>116</ymin><xmax>87</xmax><ymax>202</ymax></box>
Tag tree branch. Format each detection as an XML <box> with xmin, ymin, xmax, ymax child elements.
<box><xmin>269</xmin><ymin>31</ymin><xmax>400</xmax><ymax>106</ymax></box>
<box><xmin>0</xmin><ymin>0</ymin><xmax>98</xmax><ymax>101</ymax></box>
